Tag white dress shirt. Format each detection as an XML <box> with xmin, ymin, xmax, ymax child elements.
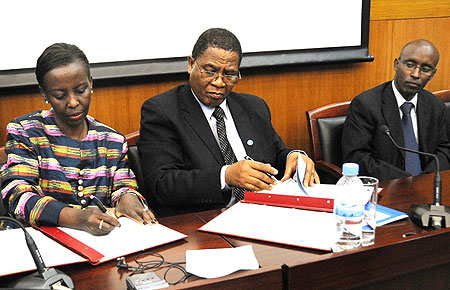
<box><xmin>392</xmin><ymin>80</ymin><xmax>419</xmax><ymax>142</ymax></box>
<box><xmin>192</xmin><ymin>90</ymin><xmax>247</xmax><ymax>191</ymax></box>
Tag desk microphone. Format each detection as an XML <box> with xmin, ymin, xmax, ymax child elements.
<box><xmin>0</xmin><ymin>217</ymin><xmax>74</xmax><ymax>289</ymax></box>
<box><xmin>381</xmin><ymin>125</ymin><xmax>450</xmax><ymax>229</ymax></box>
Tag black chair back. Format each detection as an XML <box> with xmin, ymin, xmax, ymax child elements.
<box><xmin>433</xmin><ymin>89</ymin><xmax>450</xmax><ymax>142</ymax></box>
<box><xmin>306</xmin><ymin>101</ymin><xmax>350</xmax><ymax>184</ymax></box>
<box><xmin>317</xmin><ymin>116</ymin><xmax>347</xmax><ymax>167</ymax></box>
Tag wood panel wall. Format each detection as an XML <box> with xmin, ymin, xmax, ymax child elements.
<box><xmin>0</xmin><ymin>0</ymin><xmax>449</xmax><ymax>157</ymax></box>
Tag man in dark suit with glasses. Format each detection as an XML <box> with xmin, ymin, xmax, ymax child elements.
<box><xmin>342</xmin><ymin>39</ymin><xmax>450</xmax><ymax>181</ymax></box>
<box><xmin>138</xmin><ymin>28</ymin><xmax>319</xmax><ymax>215</ymax></box>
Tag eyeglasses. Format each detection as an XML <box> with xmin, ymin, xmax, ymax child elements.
<box><xmin>398</xmin><ymin>58</ymin><xmax>435</xmax><ymax>76</ymax></box>
<box><xmin>194</xmin><ymin>62</ymin><xmax>241</xmax><ymax>85</ymax></box>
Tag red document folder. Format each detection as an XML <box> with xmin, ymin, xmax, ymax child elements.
<box><xmin>37</xmin><ymin>219</ymin><xmax>187</xmax><ymax>265</ymax></box>
<box><xmin>1</xmin><ymin>220</ymin><xmax>187</xmax><ymax>277</ymax></box>
<box><xmin>38</xmin><ymin>226</ymin><xmax>104</xmax><ymax>264</ymax></box>
<box><xmin>243</xmin><ymin>191</ymin><xmax>334</xmax><ymax>212</ymax></box>
<box><xmin>199</xmin><ymin>202</ymin><xmax>335</xmax><ymax>251</ymax></box>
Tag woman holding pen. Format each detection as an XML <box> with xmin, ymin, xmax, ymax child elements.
<box><xmin>1</xmin><ymin>43</ymin><xmax>156</xmax><ymax>235</ymax></box>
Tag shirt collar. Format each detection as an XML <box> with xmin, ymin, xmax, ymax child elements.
<box><xmin>191</xmin><ymin>89</ymin><xmax>230</xmax><ymax>120</ymax></box>
<box><xmin>392</xmin><ymin>80</ymin><xmax>418</xmax><ymax>110</ymax></box>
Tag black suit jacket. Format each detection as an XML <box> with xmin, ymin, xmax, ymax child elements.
<box><xmin>342</xmin><ymin>81</ymin><xmax>450</xmax><ymax>181</ymax></box>
<box><xmin>138</xmin><ymin>84</ymin><xmax>291</xmax><ymax>215</ymax></box>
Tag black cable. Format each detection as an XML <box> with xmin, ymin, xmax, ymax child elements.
<box><xmin>0</xmin><ymin>216</ymin><xmax>47</xmax><ymax>274</ymax></box>
<box><xmin>117</xmin><ymin>251</ymin><xmax>192</xmax><ymax>285</ymax></box>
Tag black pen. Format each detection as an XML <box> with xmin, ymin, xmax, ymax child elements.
<box><xmin>244</xmin><ymin>155</ymin><xmax>278</xmax><ymax>181</ymax></box>
<box><xmin>90</xmin><ymin>195</ymin><xmax>118</xmax><ymax>222</ymax></box>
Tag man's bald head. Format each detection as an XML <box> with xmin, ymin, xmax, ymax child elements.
<box><xmin>394</xmin><ymin>39</ymin><xmax>439</xmax><ymax>100</ymax></box>
<box><xmin>399</xmin><ymin>39</ymin><xmax>440</xmax><ymax>66</ymax></box>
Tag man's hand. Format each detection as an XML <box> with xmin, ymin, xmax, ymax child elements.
<box><xmin>281</xmin><ymin>152</ymin><xmax>320</xmax><ymax>186</ymax></box>
<box><xmin>225</xmin><ymin>160</ymin><xmax>278</xmax><ymax>191</ymax></box>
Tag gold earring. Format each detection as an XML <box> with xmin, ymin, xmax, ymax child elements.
<box><xmin>91</xmin><ymin>90</ymin><xmax>93</xmax><ymax>94</ymax></box>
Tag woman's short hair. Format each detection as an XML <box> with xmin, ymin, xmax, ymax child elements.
<box><xmin>36</xmin><ymin>43</ymin><xmax>90</xmax><ymax>88</ymax></box>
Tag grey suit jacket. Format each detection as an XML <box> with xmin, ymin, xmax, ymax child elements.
<box><xmin>342</xmin><ymin>81</ymin><xmax>450</xmax><ymax>181</ymax></box>
<box><xmin>138</xmin><ymin>83</ymin><xmax>291</xmax><ymax>215</ymax></box>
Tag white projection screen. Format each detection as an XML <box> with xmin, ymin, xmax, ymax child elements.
<box><xmin>0</xmin><ymin>0</ymin><xmax>371</xmax><ymax>88</ymax></box>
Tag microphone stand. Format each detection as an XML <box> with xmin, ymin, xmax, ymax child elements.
<box><xmin>0</xmin><ymin>217</ymin><xmax>74</xmax><ymax>289</ymax></box>
<box><xmin>382</xmin><ymin>127</ymin><xmax>450</xmax><ymax>229</ymax></box>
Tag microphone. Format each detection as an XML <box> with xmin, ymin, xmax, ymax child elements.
<box><xmin>0</xmin><ymin>217</ymin><xmax>74</xmax><ymax>289</ymax></box>
<box><xmin>381</xmin><ymin>125</ymin><xmax>450</xmax><ymax>229</ymax></box>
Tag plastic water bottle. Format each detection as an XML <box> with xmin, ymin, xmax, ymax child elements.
<box><xmin>332</xmin><ymin>163</ymin><xmax>365</xmax><ymax>252</ymax></box>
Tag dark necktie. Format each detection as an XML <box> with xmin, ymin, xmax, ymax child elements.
<box><xmin>400</xmin><ymin>102</ymin><xmax>421</xmax><ymax>176</ymax></box>
<box><xmin>212</xmin><ymin>107</ymin><xmax>245</xmax><ymax>200</ymax></box>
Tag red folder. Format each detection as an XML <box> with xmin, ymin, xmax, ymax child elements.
<box><xmin>38</xmin><ymin>226</ymin><xmax>104</xmax><ymax>264</ymax></box>
<box><xmin>243</xmin><ymin>191</ymin><xmax>334</xmax><ymax>212</ymax></box>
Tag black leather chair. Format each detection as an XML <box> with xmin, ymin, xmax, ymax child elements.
<box><xmin>306</xmin><ymin>101</ymin><xmax>350</xmax><ymax>184</ymax></box>
<box><xmin>125</xmin><ymin>131</ymin><xmax>164</xmax><ymax>217</ymax></box>
<box><xmin>433</xmin><ymin>89</ymin><xmax>450</xmax><ymax>141</ymax></box>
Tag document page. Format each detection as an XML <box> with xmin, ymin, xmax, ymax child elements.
<box><xmin>259</xmin><ymin>178</ymin><xmax>338</xmax><ymax>199</ymax></box>
<box><xmin>61</xmin><ymin>218</ymin><xmax>187</xmax><ymax>262</ymax></box>
<box><xmin>0</xmin><ymin>227</ymin><xmax>86</xmax><ymax>277</ymax></box>
<box><xmin>186</xmin><ymin>245</ymin><xmax>259</xmax><ymax>278</ymax></box>
<box><xmin>258</xmin><ymin>155</ymin><xmax>339</xmax><ymax>199</ymax></box>
<box><xmin>199</xmin><ymin>202</ymin><xmax>335</xmax><ymax>251</ymax></box>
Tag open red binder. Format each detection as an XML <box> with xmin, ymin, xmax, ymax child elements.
<box><xmin>38</xmin><ymin>226</ymin><xmax>104</xmax><ymax>264</ymax></box>
<box><xmin>0</xmin><ymin>218</ymin><xmax>187</xmax><ymax>277</ymax></box>
<box><xmin>199</xmin><ymin>202</ymin><xmax>336</xmax><ymax>251</ymax></box>
<box><xmin>36</xmin><ymin>218</ymin><xmax>187</xmax><ymax>265</ymax></box>
<box><xmin>243</xmin><ymin>190</ymin><xmax>334</xmax><ymax>212</ymax></box>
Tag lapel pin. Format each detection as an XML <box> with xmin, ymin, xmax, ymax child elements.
<box><xmin>247</xmin><ymin>139</ymin><xmax>254</xmax><ymax>146</ymax></box>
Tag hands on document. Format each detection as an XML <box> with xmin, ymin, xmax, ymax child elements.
<box><xmin>226</xmin><ymin>157</ymin><xmax>278</xmax><ymax>191</ymax></box>
<box><xmin>257</xmin><ymin>156</ymin><xmax>338</xmax><ymax>199</ymax></box>
<box><xmin>114</xmin><ymin>193</ymin><xmax>158</xmax><ymax>225</ymax></box>
<box><xmin>281</xmin><ymin>152</ymin><xmax>319</xmax><ymax>187</ymax></box>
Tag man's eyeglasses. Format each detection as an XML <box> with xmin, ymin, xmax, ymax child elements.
<box><xmin>194</xmin><ymin>62</ymin><xmax>241</xmax><ymax>85</ymax></box>
<box><xmin>398</xmin><ymin>58</ymin><xmax>435</xmax><ymax>76</ymax></box>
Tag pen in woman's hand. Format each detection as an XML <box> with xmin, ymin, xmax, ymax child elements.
<box><xmin>90</xmin><ymin>195</ymin><xmax>120</xmax><ymax>225</ymax></box>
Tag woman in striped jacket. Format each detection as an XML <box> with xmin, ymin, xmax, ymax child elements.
<box><xmin>1</xmin><ymin>43</ymin><xmax>156</xmax><ymax>235</ymax></box>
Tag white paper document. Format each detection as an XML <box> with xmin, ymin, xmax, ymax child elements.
<box><xmin>0</xmin><ymin>227</ymin><xmax>86</xmax><ymax>277</ymax></box>
<box><xmin>199</xmin><ymin>202</ymin><xmax>336</xmax><ymax>251</ymax></box>
<box><xmin>0</xmin><ymin>218</ymin><xmax>187</xmax><ymax>277</ymax></box>
<box><xmin>258</xmin><ymin>155</ymin><xmax>339</xmax><ymax>199</ymax></box>
<box><xmin>61</xmin><ymin>218</ymin><xmax>187</xmax><ymax>262</ymax></box>
<box><xmin>186</xmin><ymin>245</ymin><xmax>259</xmax><ymax>279</ymax></box>
<box><xmin>261</xmin><ymin>178</ymin><xmax>338</xmax><ymax>199</ymax></box>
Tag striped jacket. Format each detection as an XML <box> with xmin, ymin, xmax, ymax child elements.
<box><xmin>1</xmin><ymin>110</ymin><xmax>143</xmax><ymax>227</ymax></box>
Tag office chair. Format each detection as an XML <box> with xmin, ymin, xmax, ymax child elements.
<box><xmin>306</xmin><ymin>101</ymin><xmax>351</xmax><ymax>184</ymax></box>
<box><xmin>433</xmin><ymin>89</ymin><xmax>450</xmax><ymax>141</ymax></box>
<box><xmin>125</xmin><ymin>131</ymin><xmax>163</xmax><ymax>217</ymax></box>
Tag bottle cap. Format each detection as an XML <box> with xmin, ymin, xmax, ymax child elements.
<box><xmin>342</xmin><ymin>163</ymin><xmax>359</xmax><ymax>176</ymax></box>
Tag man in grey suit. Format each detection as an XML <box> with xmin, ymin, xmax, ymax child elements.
<box><xmin>342</xmin><ymin>39</ymin><xmax>450</xmax><ymax>181</ymax></box>
<box><xmin>138</xmin><ymin>28</ymin><xmax>319</xmax><ymax>215</ymax></box>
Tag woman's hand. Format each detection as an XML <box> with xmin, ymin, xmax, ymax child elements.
<box><xmin>59</xmin><ymin>207</ymin><xmax>120</xmax><ymax>236</ymax></box>
<box><xmin>114</xmin><ymin>193</ymin><xmax>157</xmax><ymax>225</ymax></box>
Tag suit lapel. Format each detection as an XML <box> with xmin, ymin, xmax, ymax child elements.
<box><xmin>382</xmin><ymin>83</ymin><xmax>405</xmax><ymax>154</ymax></box>
<box><xmin>179</xmin><ymin>85</ymin><xmax>224</xmax><ymax>164</ymax></box>
<box><xmin>227</xmin><ymin>93</ymin><xmax>258</xmax><ymax>159</ymax></box>
<box><xmin>416</xmin><ymin>91</ymin><xmax>430</xmax><ymax>151</ymax></box>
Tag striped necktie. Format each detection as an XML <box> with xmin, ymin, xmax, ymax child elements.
<box><xmin>400</xmin><ymin>102</ymin><xmax>421</xmax><ymax>176</ymax></box>
<box><xmin>213</xmin><ymin>106</ymin><xmax>245</xmax><ymax>200</ymax></box>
